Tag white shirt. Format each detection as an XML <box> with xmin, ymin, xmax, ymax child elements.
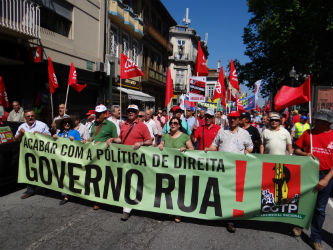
<box><xmin>76</xmin><ymin>123</ymin><xmax>90</xmax><ymax>140</ymax></box>
<box><xmin>144</xmin><ymin>119</ymin><xmax>158</xmax><ymax>136</ymax></box>
<box><xmin>213</xmin><ymin>127</ymin><xmax>253</xmax><ymax>153</ymax></box>
<box><xmin>261</xmin><ymin>127</ymin><xmax>292</xmax><ymax>155</ymax></box>
<box><xmin>107</xmin><ymin>116</ymin><xmax>120</xmax><ymax>136</ymax></box>
<box><xmin>15</xmin><ymin>120</ymin><xmax>51</xmax><ymax>137</ymax></box>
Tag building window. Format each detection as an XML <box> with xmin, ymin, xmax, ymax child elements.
<box><xmin>40</xmin><ymin>6</ymin><xmax>72</xmax><ymax>37</ymax></box>
<box><xmin>175</xmin><ymin>69</ymin><xmax>185</xmax><ymax>90</ymax></box>
<box><xmin>122</xmin><ymin>33</ymin><xmax>130</xmax><ymax>57</ymax></box>
<box><xmin>110</xmin><ymin>26</ymin><xmax>119</xmax><ymax>57</ymax></box>
<box><xmin>177</xmin><ymin>40</ymin><xmax>185</xmax><ymax>59</ymax></box>
<box><xmin>132</xmin><ymin>39</ymin><xmax>140</xmax><ymax>65</ymax></box>
<box><xmin>206</xmin><ymin>84</ymin><xmax>215</xmax><ymax>98</ymax></box>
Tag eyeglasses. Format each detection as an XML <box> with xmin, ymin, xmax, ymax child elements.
<box><xmin>158</xmin><ymin>112</ymin><xmax>162</xmax><ymax>114</ymax></box>
<box><xmin>138</xmin><ymin>115</ymin><xmax>144</xmax><ymax>118</ymax></box>
<box><xmin>205</xmin><ymin>115</ymin><xmax>213</xmax><ymax>119</ymax></box>
<box><xmin>170</xmin><ymin>122</ymin><xmax>179</xmax><ymax>125</ymax></box>
<box><xmin>270</xmin><ymin>119</ymin><xmax>280</xmax><ymax>122</ymax></box>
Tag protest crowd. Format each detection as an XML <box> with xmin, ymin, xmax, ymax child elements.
<box><xmin>2</xmin><ymin>97</ymin><xmax>332</xmax><ymax>250</ymax></box>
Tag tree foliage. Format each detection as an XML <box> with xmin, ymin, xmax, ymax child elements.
<box><xmin>239</xmin><ymin>0</ymin><xmax>333</xmax><ymax>97</ymax></box>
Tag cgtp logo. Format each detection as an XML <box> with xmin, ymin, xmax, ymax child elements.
<box><xmin>72</xmin><ymin>70</ymin><xmax>77</xmax><ymax>80</ymax></box>
<box><xmin>261</xmin><ymin>163</ymin><xmax>300</xmax><ymax>215</ymax></box>
<box><xmin>215</xmin><ymin>81</ymin><xmax>221</xmax><ymax>94</ymax></box>
<box><xmin>53</xmin><ymin>73</ymin><xmax>58</xmax><ymax>85</ymax></box>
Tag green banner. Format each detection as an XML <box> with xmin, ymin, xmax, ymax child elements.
<box><xmin>18</xmin><ymin>133</ymin><xmax>319</xmax><ymax>228</ymax></box>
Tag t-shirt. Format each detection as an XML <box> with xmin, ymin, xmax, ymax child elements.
<box><xmin>58</xmin><ymin>129</ymin><xmax>81</xmax><ymax>141</ymax></box>
<box><xmin>261</xmin><ymin>127</ymin><xmax>292</xmax><ymax>155</ymax></box>
<box><xmin>90</xmin><ymin>120</ymin><xmax>118</xmax><ymax>143</ymax></box>
<box><xmin>295</xmin><ymin>130</ymin><xmax>333</xmax><ymax>171</ymax></box>
<box><xmin>197</xmin><ymin>116</ymin><xmax>205</xmax><ymax>127</ymax></box>
<box><xmin>292</xmin><ymin>115</ymin><xmax>300</xmax><ymax>125</ymax></box>
<box><xmin>194</xmin><ymin>124</ymin><xmax>220</xmax><ymax>150</ymax></box>
<box><xmin>119</xmin><ymin>120</ymin><xmax>151</xmax><ymax>146</ymax></box>
<box><xmin>213</xmin><ymin>127</ymin><xmax>253</xmax><ymax>153</ymax></box>
<box><xmin>162</xmin><ymin>133</ymin><xmax>190</xmax><ymax>149</ymax></box>
<box><xmin>245</xmin><ymin>125</ymin><xmax>261</xmax><ymax>153</ymax></box>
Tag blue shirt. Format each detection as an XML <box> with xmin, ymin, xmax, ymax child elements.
<box><xmin>58</xmin><ymin>129</ymin><xmax>81</xmax><ymax>141</ymax></box>
<box><xmin>162</xmin><ymin>119</ymin><xmax>192</xmax><ymax>135</ymax></box>
<box><xmin>184</xmin><ymin>116</ymin><xmax>199</xmax><ymax>130</ymax></box>
<box><xmin>15</xmin><ymin>120</ymin><xmax>51</xmax><ymax>137</ymax></box>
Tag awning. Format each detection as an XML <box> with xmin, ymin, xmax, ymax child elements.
<box><xmin>116</xmin><ymin>87</ymin><xmax>155</xmax><ymax>102</ymax></box>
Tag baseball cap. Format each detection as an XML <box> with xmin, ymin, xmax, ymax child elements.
<box><xmin>269</xmin><ymin>112</ymin><xmax>281</xmax><ymax>120</ymax></box>
<box><xmin>127</xmin><ymin>104</ymin><xmax>139</xmax><ymax>111</ymax></box>
<box><xmin>95</xmin><ymin>104</ymin><xmax>107</xmax><ymax>113</ymax></box>
<box><xmin>86</xmin><ymin>110</ymin><xmax>95</xmax><ymax>116</ymax></box>
<box><xmin>300</xmin><ymin>115</ymin><xmax>308</xmax><ymax>120</ymax></box>
<box><xmin>228</xmin><ymin>111</ymin><xmax>240</xmax><ymax>118</ymax></box>
<box><xmin>240</xmin><ymin>112</ymin><xmax>251</xmax><ymax>120</ymax></box>
<box><xmin>172</xmin><ymin>106</ymin><xmax>182</xmax><ymax>112</ymax></box>
<box><xmin>206</xmin><ymin>108</ymin><xmax>215</xmax><ymax>116</ymax></box>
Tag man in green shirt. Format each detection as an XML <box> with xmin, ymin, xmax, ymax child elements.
<box><xmin>89</xmin><ymin>104</ymin><xmax>118</xmax><ymax>143</ymax></box>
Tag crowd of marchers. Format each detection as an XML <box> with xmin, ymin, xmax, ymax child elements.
<box><xmin>2</xmin><ymin>100</ymin><xmax>332</xmax><ymax>250</ymax></box>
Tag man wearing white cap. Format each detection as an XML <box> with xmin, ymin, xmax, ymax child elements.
<box><xmin>292</xmin><ymin>109</ymin><xmax>333</xmax><ymax>250</ymax></box>
<box><xmin>89</xmin><ymin>104</ymin><xmax>118</xmax><ymax>144</ymax></box>
<box><xmin>260</xmin><ymin>112</ymin><xmax>293</xmax><ymax>155</ymax></box>
<box><xmin>112</xmin><ymin>104</ymin><xmax>152</xmax><ymax>221</ymax></box>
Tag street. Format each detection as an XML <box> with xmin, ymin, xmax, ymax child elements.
<box><xmin>1</xmin><ymin>188</ymin><xmax>332</xmax><ymax>250</ymax></box>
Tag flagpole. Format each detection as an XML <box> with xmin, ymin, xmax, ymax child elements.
<box><xmin>50</xmin><ymin>93</ymin><xmax>54</xmax><ymax>122</ymax></box>
<box><xmin>119</xmin><ymin>78</ymin><xmax>122</xmax><ymax>119</ymax></box>
<box><xmin>309</xmin><ymin>100</ymin><xmax>313</xmax><ymax>154</ymax></box>
<box><xmin>64</xmin><ymin>84</ymin><xmax>69</xmax><ymax>114</ymax></box>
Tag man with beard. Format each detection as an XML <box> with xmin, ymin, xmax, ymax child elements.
<box><xmin>14</xmin><ymin>109</ymin><xmax>51</xmax><ymax>199</ymax></box>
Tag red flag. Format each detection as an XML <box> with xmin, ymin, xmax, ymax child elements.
<box><xmin>256</xmin><ymin>104</ymin><xmax>260</xmax><ymax>112</ymax></box>
<box><xmin>227</xmin><ymin>88</ymin><xmax>237</xmax><ymax>102</ymax></box>
<box><xmin>274</xmin><ymin>76</ymin><xmax>311</xmax><ymax>111</ymax></box>
<box><xmin>120</xmin><ymin>53</ymin><xmax>144</xmax><ymax>79</ymax></box>
<box><xmin>236</xmin><ymin>96</ymin><xmax>245</xmax><ymax>112</ymax></box>
<box><xmin>0</xmin><ymin>76</ymin><xmax>9</xmax><ymax>108</ymax></box>
<box><xmin>165</xmin><ymin>68</ymin><xmax>173</xmax><ymax>107</ymax></box>
<box><xmin>194</xmin><ymin>41</ymin><xmax>208</xmax><ymax>76</ymax></box>
<box><xmin>212</xmin><ymin>67</ymin><xmax>226</xmax><ymax>109</ymax></box>
<box><xmin>48</xmin><ymin>57</ymin><xmax>59</xmax><ymax>94</ymax></box>
<box><xmin>68</xmin><ymin>63</ymin><xmax>87</xmax><ymax>92</ymax></box>
<box><xmin>228</xmin><ymin>59</ymin><xmax>240</xmax><ymax>93</ymax></box>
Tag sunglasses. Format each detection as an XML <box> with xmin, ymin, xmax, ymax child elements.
<box><xmin>270</xmin><ymin>119</ymin><xmax>280</xmax><ymax>122</ymax></box>
<box><xmin>170</xmin><ymin>122</ymin><xmax>179</xmax><ymax>125</ymax></box>
<box><xmin>205</xmin><ymin>115</ymin><xmax>213</xmax><ymax>119</ymax></box>
<box><xmin>138</xmin><ymin>115</ymin><xmax>144</xmax><ymax>118</ymax></box>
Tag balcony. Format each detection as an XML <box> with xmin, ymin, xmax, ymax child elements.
<box><xmin>169</xmin><ymin>52</ymin><xmax>195</xmax><ymax>63</ymax></box>
<box><xmin>0</xmin><ymin>0</ymin><xmax>40</xmax><ymax>38</ymax></box>
<box><xmin>148</xmin><ymin>67</ymin><xmax>166</xmax><ymax>84</ymax></box>
<box><xmin>109</xmin><ymin>0</ymin><xmax>143</xmax><ymax>38</ymax></box>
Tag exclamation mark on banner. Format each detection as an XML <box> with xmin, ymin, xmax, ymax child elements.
<box><xmin>233</xmin><ymin>160</ymin><xmax>247</xmax><ymax>217</ymax></box>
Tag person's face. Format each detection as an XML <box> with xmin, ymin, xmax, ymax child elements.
<box><xmin>199</xmin><ymin>110</ymin><xmax>205</xmax><ymax>117</ymax></box>
<box><xmin>157</xmin><ymin>110</ymin><xmax>162</xmax><ymax>117</ymax></box>
<box><xmin>95</xmin><ymin>112</ymin><xmax>106</xmax><ymax>122</ymax></box>
<box><xmin>12</xmin><ymin>102</ymin><xmax>20</xmax><ymax>111</ymax></box>
<box><xmin>228</xmin><ymin>116</ymin><xmax>239</xmax><ymax>128</ymax></box>
<box><xmin>138</xmin><ymin>112</ymin><xmax>145</xmax><ymax>122</ymax></box>
<box><xmin>127</xmin><ymin>109</ymin><xmax>138</xmax><ymax>121</ymax></box>
<box><xmin>262</xmin><ymin>116</ymin><xmax>268</xmax><ymax>125</ymax></box>
<box><xmin>186</xmin><ymin>110</ymin><xmax>192</xmax><ymax>118</ymax></box>
<box><xmin>58</xmin><ymin>104</ymin><xmax>66</xmax><ymax>116</ymax></box>
<box><xmin>88</xmin><ymin>114</ymin><xmax>95</xmax><ymax>122</ymax></box>
<box><xmin>112</xmin><ymin>108</ymin><xmax>120</xmax><ymax>119</ymax></box>
<box><xmin>145</xmin><ymin>110</ymin><xmax>151</xmax><ymax>121</ymax></box>
<box><xmin>173</xmin><ymin>110</ymin><xmax>182</xmax><ymax>119</ymax></box>
<box><xmin>63</xmin><ymin>121</ymin><xmax>71</xmax><ymax>130</ymax></box>
<box><xmin>239</xmin><ymin>118</ymin><xmax>247</xmax><ymax>127</ymax></box>
<box><xmin>162</xmin><ymin>111</ymin><xmax>167</xmax><ymax>116</ymax></box>
<box><xmin>269</xmin><ymin>118</ymin><xmax>280</xmax><ymax>129</ymax></box>
<box><xmin>170</xmin><ymin>119</ymin><xmax>180</xmax><ymax>132</ymax></box>
<box><xmin>205</xmin><ymin>114</ymin><xmax>214</xmax><ymax>126</ymax></box>
<box><xmin>25</xmin><ymin>111</ymin><xmax>36</xmax><ymax>126</ymax></box>
<box><xmin>216</xmin><ymin>112</ymin><xmax>222</xmax><ymax>118</ymax></box>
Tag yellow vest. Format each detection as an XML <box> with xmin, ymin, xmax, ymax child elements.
<box><xmin>295</xmin><ymin>122</ymin><xmax>310</xmax><ymax>139</ymax></box>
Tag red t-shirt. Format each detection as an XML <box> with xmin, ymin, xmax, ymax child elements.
<box><xmin>295</xmin><ymin>130</ymin><xmax>333</xmax><ymax>171</ymax></box>
<box><xmin>292</xmin><ymin>115</ymin><xmax>300</xmax><ymax>125</ymax></box>
<box><xmin>119</xmin><ymin>119</ymin><xmax>151</xmax><ymax>146</ymax></box>
<box><xmin>197</xmin><ymin>116</ymin><xmax>205</xmax><ymax>127</ymax></box>
<box><xmin>194</xmin><ymin>124</ymin><xmax>221</xmax><ymax>150</ymax></box>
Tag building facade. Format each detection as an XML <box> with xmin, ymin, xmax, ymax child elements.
<box><xmin>0</xmin><ymin>0</ymin><xmax>107</xmax><ymax>122</ymax></box>
<box><xmin>168</xmin><ymin>18</ymin><xmax>208</xmax><ymax>105</ymax></box>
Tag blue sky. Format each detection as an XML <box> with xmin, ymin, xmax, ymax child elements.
<box><xmin>161</xmin><ymin>0</ymin><xmax>266</xmax><ymax>105</ymax></box>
